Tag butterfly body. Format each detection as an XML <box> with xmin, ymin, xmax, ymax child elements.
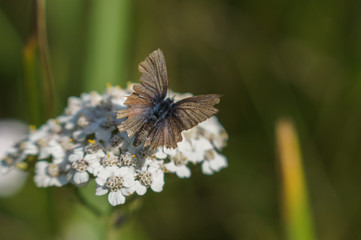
<box><xmin>117</xmin><ymin>49</ymin><xmax>221</xmax><ymax>151</ymax></box>
<box><xmin>151</xmin><ymin>98</ymin><xmax>175</xmax><ymax>120</ymax></box>
<box><xmin>133</xmin><ymin>98</ymin><xmax>174</xmax><ymax>147</ymax></box>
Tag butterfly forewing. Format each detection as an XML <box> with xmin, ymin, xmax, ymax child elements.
<box><xmin>173</xmin><ymin>94</ymin><xmax>221</xmax><ymax>131</ymax></box>
<box><xmin>117</xmin><ymin>49</ymin><xmax>169</xmax><ymax>138</ymax></box>
<box><xmin>136</xmin><ymin>49</ymin><xmax>168</xmax><ymax>101</ymax></box>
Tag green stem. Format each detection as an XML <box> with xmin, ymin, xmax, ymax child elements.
<box><xmin>72</xmin><ymin>188</ymin><xmax>102</xmax><ymax>217</ymax></box>
<box><xmin>106</xmin><ymin>195</ymin><xmax>143</xmax><ymax>240</ymax></box>
<box><xmin>45</xmin><ymin>188</ymin><xmax>57</xmax><ymax>237</ymax></box>
<box><xmin>84</xmin><ymin>0</ymin><xmax>132</xmax><ymax>92</ymax></box>
<box><xmin>276</xmin><ymin>119</ymin><xmax>316</xmax><ymax>240</ymax></box>
<box><xmin>23</xmin><ymin>32</ymin><xmax>42</xmax><ymax>126</ymax></box>
<box><xmin>36</xmin><ymin>0</ymin><xmax>55</xmax><ymax>119</ymax></box>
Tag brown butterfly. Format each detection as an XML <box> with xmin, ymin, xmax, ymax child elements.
<box><xmin>117</xmin><ymin>49</ymin><xmax>221</xmax><ymax>151</ymax></box>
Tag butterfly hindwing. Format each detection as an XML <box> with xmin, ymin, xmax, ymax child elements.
<box><xmin>144</xmin><ymin>116</ymin><xmax>182</xmax><ymax>150</ymax></box>
<box><xmin>117</xmin><ymin>105</ymin><xmax>151</xmax><ymax>138</ymax></box>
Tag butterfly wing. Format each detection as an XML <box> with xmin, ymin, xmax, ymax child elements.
<box><xmin>143</xmin><ymin>94</ymin><xmax>221</xmax><ymax>150</ymax></box>
<box><xmin>126</xmin><ymin>48</ymin><xmax>168</xmax><ymax>104</ymax></box>
<box><xmin>144</xmin><ymin>116</ymin><xmax>184</xmax><ymax>150</ymax></box>
<box><xmin>173</xmin><ymin>94</ymin><xmax>221</xmax><ymax>131</ymax></box>
<box><xmin>117</xmin><ymin>104</ymin><xmax>150</xmax><ymax>138</ymax></box>
<box><xmin>117</xmin><ymin>49</ymin><xmax>169</xmax><ymax>138</ymax></box>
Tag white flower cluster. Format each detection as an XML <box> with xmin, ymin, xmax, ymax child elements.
<box><xmin>0</xmin><ymin>85</ymin><xmax>228</xmax><ymax>206</ymax></box>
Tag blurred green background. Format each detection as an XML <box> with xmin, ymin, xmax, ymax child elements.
<box><xmin>1</xmin><ymin>0</ymin><xmax>361</xmax><ymax>239</ymax></box>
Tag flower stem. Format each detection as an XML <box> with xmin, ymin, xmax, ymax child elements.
<box><xmin>276</xmin><ymin>118</ymin><xmax>316</xmax><ymax>240</ymax></box>
<box><xmin>105</xmin><ymin>195</ymin><xmax>143</xmax><ymax>239</ymax></box>
<box><xmin>84</xmin><ymin>0</ymin><xmax>132</xmax><ymax>91</ymax></box>
<box><xmin>45</xmin><ymin>189</ymin><xmax>58</xmax><ymax>237</ymax></box>
<box><xmin>36</xmin><ymin>0</ymin><xmax>55</xmax><ymax>119</ymax></box>
<box><xmin>23</xmin><ymin>31</ymin><xmax>43</xmax><ymax>126</ymax></box>
<box><xmin>72</xmin><ymin>187</ymin><xmax>102</xmax><ymax>217</ymax></box>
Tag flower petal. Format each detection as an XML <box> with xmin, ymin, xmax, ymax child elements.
<box><xmin>95</xmin><ymin>175</ymin><xmax>107</xmax><ymax>186</ymax></box>
<box><xmin>201</xmin><ymin>161</ymin><xmax>213</xmax><ymax>175</ymax></box>
<box><xmin>136</xmin><ymin>184</ymin><xmax>147</xmax><ymax>195</ymax></box>
<box><xmin>121</xmin><ymin>187</ymin><xmax>135</xmax><ymax>196</ymax></box>
<box><xmin>165</xmin><ymin>162</ymin><xmax>177</xmax><ymax>172</ymax></box>
<box><xmin>96</xmin><ymin>185</ymin><xmax>108</xmax><ymax>196</ymax></box>
<box><xmin>108</xmin><ymin>191</ymin><xmax>125</xmax><ymax>206</ymax></box>
<box><xmin>151</xmin><ymin>177</ymin><xmax>164</xmax><ymax>192</ymax></box>
<box><xmin>73</xmin><ymin>172</ymin><xmax>89</xmax><ymax>184</ymax></box>
<box><xmin>176</xmin><ymin>166</ymin><xmax>191</xmax><ymax>178</ymax></box>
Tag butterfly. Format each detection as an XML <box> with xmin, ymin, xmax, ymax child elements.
<box><xmin>117</xmin><ymin>49</ymin><xmax>221</xmax><ymax>151</ymax></box>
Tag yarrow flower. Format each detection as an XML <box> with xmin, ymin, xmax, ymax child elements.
<box><xmin>0</xmin><ymin>120</ymin><xmax>28</xmax><ymax>197</ymax></box>
<box><xmin>133</xmin><ymin>158</ymin><xmax>165</xmax><ymax>195</ymax></box>
<box><xmin>0</xmin><ymin>85</ymin><xmax>228</xmax><ymax>206</ymax></box>
<box><xmin>34</xmin><ymin>161</ymin><xmax>68</xmax><ymax>187</ymax></box>
<box><xmin>95</xmin><ymin>166</ymin><xmax>136</xmax><ymax>206</ymax></box>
